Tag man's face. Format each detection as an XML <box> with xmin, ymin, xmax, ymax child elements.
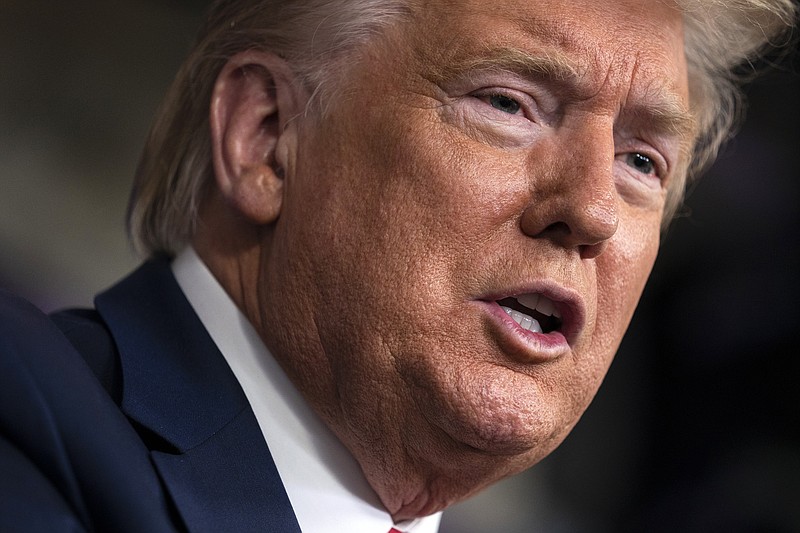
<box><xmin>262</xmin><ymin>0</ymin><xmax>690</xmax><ymax>510</ymax></box>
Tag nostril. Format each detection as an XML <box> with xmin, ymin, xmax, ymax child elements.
<box><xmin>519</xmin><ymin>188</ymin><xmax>618</xmax><ymax>253</ymax></box>
<box><xmin>542</xmin><ymin>221</ymin><xmax>570</xmax><ymax>236</ymax></box>
<box><xmin>579</xmin><ymin>239</ymin><xmax>609</xmax><ymax>260</ymax></box>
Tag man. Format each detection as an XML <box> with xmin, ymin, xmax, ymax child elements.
<box><xmin>1</xmin><ymin>0</ymin><xmax>795</xmax><ymax>531</ymax></box>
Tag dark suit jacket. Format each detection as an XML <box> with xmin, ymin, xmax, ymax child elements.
<box><xmin>0</xmin><ymin>260</ymin><xmax>302</xmax><ymax>532</ymax></box>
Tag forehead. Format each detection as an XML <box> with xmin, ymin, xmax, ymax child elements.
<box><xmin>407</xmin><ymin>0</ymin><xmax>686</xmax><ymax>66</ymax></box>
<box><xmin>400</xmin><ymin>0</ymin><xmax>690</xmax><ymax>121</ymax></box>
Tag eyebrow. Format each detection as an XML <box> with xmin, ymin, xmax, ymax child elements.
<box><xmin>431</xmin><ymin>45</ymin><xmax>582</xmax><ymax>85</ymax></box>
<box><xmin>431</xmin><ymin>45</ymin><xmax>697</xmax><ymax>139</ymax></box>
<box><xmin>621</xmin><ymin>96</ymin><xmax>697</xmax><ymax>141</ymax></box>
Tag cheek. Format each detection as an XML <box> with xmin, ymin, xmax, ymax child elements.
<box><xmin>294</xmin><ymin>112</ymin><xmax>510</xmax><ymax>307</ymax></box>
<box><xmin>538</xmin><ymin>215</ymin><xmax>660</xmax><ymax>430</ymax></box>
<box><xmin>273</xmin><ymin>114</ymin><xmax>468</xmax><ymax>369</ymax></box>
<box><xmin>595</xmin><ymin>212</ymin><xmax>660</xmax><ymax>353</ymax></box>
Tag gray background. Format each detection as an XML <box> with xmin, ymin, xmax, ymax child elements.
<box><xmin>2</xmin><ymin>1</ymin><xmax>798</xmax><ymax>531</ymax></box>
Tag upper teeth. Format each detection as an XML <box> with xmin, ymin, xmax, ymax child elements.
<box><xmin>499</xmin><ymin>294</ymin><xmax>561</xmax><ymax>333</ymax></box>
<box><xmin>516</xmin><ymin>294</ymin><xmax>561</xmax><ymax>318</ymax></box>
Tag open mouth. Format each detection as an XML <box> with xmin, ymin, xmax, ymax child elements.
<box><xmin>497</xmin><ymin>294</ymin><xmax>563</xmax><ymax>334</ymax></box>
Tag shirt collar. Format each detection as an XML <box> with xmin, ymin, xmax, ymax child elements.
<box><xmin>172</xmin><ymin>247</ymin><xmax>441</xmax><ymax>533</ymax></box>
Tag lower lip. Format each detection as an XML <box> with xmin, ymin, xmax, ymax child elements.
<box><xmin>477</xmin><ymin>300</ymin><xmax>571</xmax><ymax>363</ymax></box>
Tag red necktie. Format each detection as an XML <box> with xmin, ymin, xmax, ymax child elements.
<box><xmin>389</xmin><ymin>529</ymin><xmax>403</xmax><ymax>533</ymax></box>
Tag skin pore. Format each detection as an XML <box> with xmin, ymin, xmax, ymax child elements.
<box><xmin>194</xmin><ymin>0</ymin><xmax>693</xmax><ymax>521</ymax></box>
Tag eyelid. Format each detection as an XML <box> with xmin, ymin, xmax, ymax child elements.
<box><xmin>616</xmin><ymin>135</ymin><xmax>672</xmax><ymax>178</ymax></box>
<box><xmin>618</xmin><ymin>150</ymin><xmax>669</xmax><ymax>188</ymax></box>
<box><xmin>644</xmin><ymin>149</ymin><xmax>670</xmax><ymax>180</ymax></box>
<box><xmin>471</xmin><ymin>87</ymin><xmax>540</xmax><ymax>122</ymax></box>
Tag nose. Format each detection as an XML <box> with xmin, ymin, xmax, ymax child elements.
<box><xmin>519</xmin><ymin>123</ymin><xmax>619</xmax><ymax>259</ymax></box>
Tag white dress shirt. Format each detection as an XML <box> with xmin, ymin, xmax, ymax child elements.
<box><xmin>172</xmin><ymin>247</ymin><xmax>441</xmax><ymax>533</ymax></box>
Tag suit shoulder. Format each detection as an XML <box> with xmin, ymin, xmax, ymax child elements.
<box><xmin>0</xmin><ymin>290</ymin><xmax>86</xmax><ymax>377</ymax></box>
<box><xmin>50</xmin><ymin>308</ymin><xmax>122</xmax><ymax>402</ymax></box>
<box><xmin>0</xmin><ymin>289</ymin><xmax>179</xmax><ymax>532</ymax></box>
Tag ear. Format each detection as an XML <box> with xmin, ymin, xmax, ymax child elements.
<box><xmin>210</xmin><ymin>50</ymin><xmax>306</xmax><ymax>225</ymax></box>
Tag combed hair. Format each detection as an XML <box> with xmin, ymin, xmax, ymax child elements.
<box><xmin>128</xmin><ymin>0</ymin><xmax>797</xmax><ymax>256</ymax></box>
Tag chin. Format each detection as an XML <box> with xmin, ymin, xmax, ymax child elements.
<box><xmin>459</xmin><ymin>410</ymin><xmax>569</xmax><ymax>459</ymax></box>
<box><xmin>421</xmin><ymin>385</ymin><xmax>571</xmax><ymax>460</ymax></box>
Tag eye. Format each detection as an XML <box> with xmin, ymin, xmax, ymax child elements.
<box><xmin>624</xmin><ymin>152</ymin><xmax>656</xmax><ymax>176</ymax></box>
<box><xmin>488</xmin><ymin>94</ymin><xmax>522</xmax><ymax>115</ymax></box>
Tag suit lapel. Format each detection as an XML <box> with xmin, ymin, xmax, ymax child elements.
<box><xmin>95</xmin><ymin>259</ymin><xmax>301</xmax><ymax>532</ymax></box>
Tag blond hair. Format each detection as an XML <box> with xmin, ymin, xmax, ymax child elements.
<box><xmin>677</xmin><ymin>0</ymin><xmax>797</xmax><ymax>217</ymax></box>
<box><xmin>128</xmin><ymin>0</ymin><xmax>797</xmax><ymax>256</ymax></box>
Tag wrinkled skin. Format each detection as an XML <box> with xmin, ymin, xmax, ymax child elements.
<box><xmin>198</xmin><ymin>0</ymin><xmax>693</xmax><ymax>522</ymax></box>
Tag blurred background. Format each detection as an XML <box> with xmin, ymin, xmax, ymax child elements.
<box><xmin>2</xmin><ymin>1</ymin><xmax>798</xmax><ymax>531</ymax></box>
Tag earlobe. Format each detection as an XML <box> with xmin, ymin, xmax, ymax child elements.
<box><xmin>210</xmin><ymin>50</ymin><xmax>304</xmax><ymax>225</ymax></box>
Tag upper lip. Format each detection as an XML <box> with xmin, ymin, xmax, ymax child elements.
<box><xmin>479</xmin><ymin>281</ymin><xmax>586</xmax><ymax>345</ymax></box>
